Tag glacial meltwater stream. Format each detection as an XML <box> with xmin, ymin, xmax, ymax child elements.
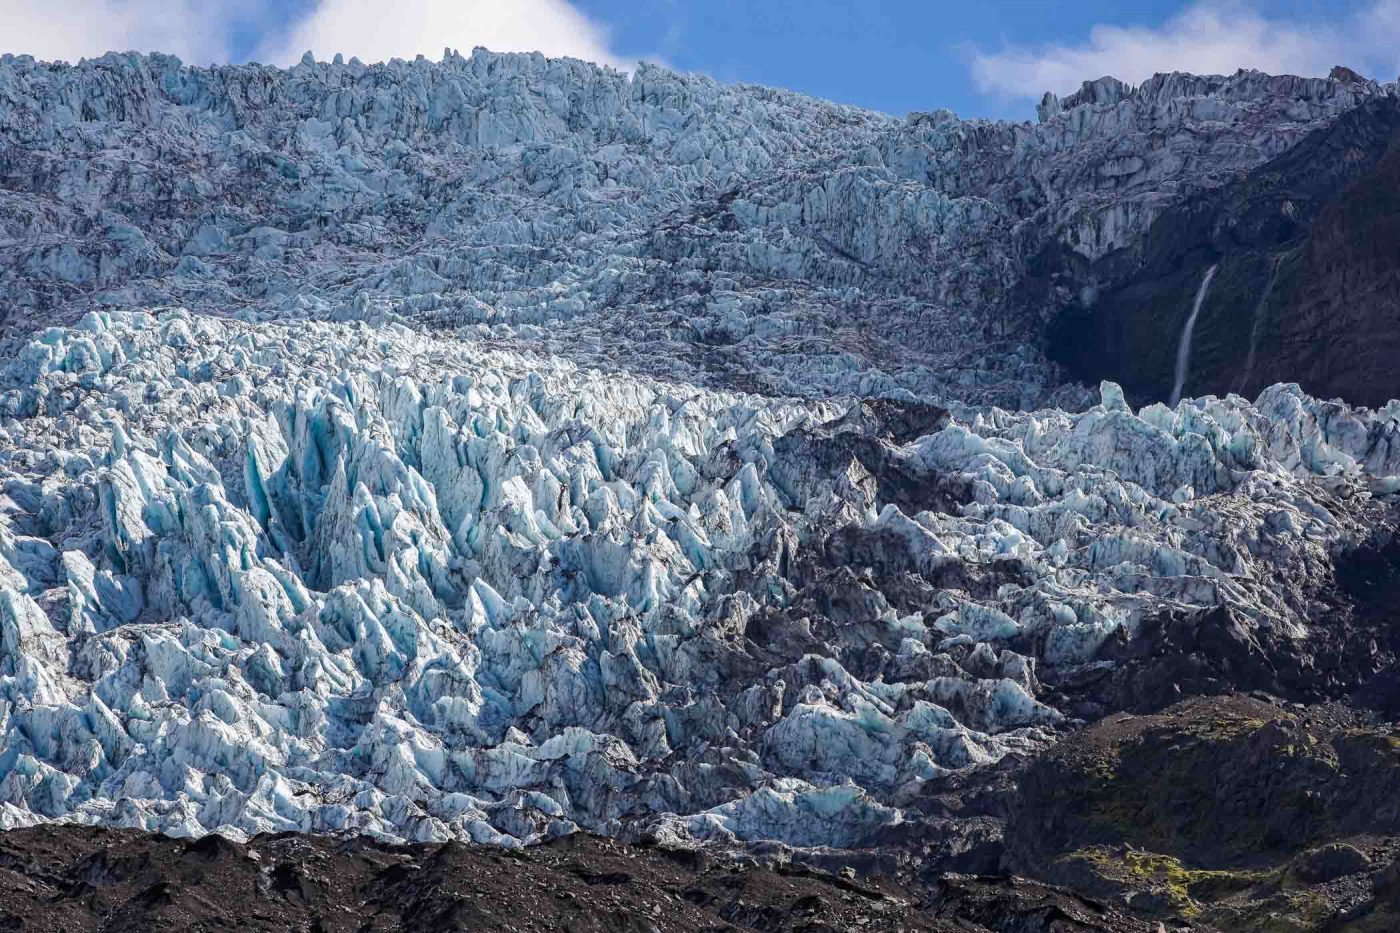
<box><xmin>1170</xmin><ymin>264</ymin><xmax>1218</xmax><ymax>405</ymax></box>
<box><xmin>1237</xmin><ymin>255</ymin><xmax>1285</xmax><ymax>396</ymax></box>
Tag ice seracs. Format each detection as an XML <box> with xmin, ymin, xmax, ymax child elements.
<box><xmin>1</xmin><ymin>308</ymin><xmax>1397</xmax><ymax>847</ymax></box>
<box><xmin>1</xmin><ymin>52</ymin><xmax>1388</xmax><ymax>408</ymax></box>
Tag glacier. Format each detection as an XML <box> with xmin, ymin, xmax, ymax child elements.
<box><xmin>2</xmin><ymin>307</ymin><xmax>1398</xmax><ymax>847</ymax></box>
<box><xmin>0</xmin><ymin>50</ymin><xmax>1386</xmax><ymax>406</ymax></box>
<box><xmin>0</xmin><ymin>49</ymin><xmax>1399</xmax><ymax>853</ymax></box>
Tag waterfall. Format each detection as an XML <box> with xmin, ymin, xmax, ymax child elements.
<box><xmin>1236</xmin><ymin>254</ymin><xmax>1283</xmax><ymax>396</ymax></box>
<box><xmin>1169</xmin><ymin>264</ymin><xmax>1218</xmax><ymax>406</ymax></box>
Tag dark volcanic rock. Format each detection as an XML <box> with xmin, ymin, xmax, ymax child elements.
<box><xmin>0</xmin><ymin>825</ymin><xmax>1164</xmax><ymax>932</ymax></box>
<box><xmin>1046</xmin><ymin>96</ymin><xmax>1400</xmax><ymax>407</ymax></box>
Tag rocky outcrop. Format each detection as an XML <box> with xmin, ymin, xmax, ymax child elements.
<box><xmin>0</xmin><ymin>823</ymin><xmax>1167</xmax><ymax>932</ymax></box>
<box><xmin>1004</xmin><ymin>695</ymin><xmax>1400</xmax><ymax>929</ymax></box>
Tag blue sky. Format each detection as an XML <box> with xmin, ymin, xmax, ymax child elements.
<box><xmin>573</xmin><ymin>0</ymin><xmax>1400</xmax><ymax>118</ymax></box>
<box><xmin>577</xmin><ymin>0</ymin><xmax>1195</xmax><ymax>118</ymax></box>
<box><xmin>8</xmin><ymin>0</ymin><xmax>1400</xmax><ymax>121</ymax></box>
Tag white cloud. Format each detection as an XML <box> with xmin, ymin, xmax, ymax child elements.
<box><xmin>0</xmin><ymin>0</ymin><xmax>630</xmax><ymax>70</ymax></box>
<box><xmin>258</xmin><ymin>0</ymin><xmax>627</xmax><ymax>69</ymax></box>
<box><xmin>0</xmin><ymin>0</ymin><xmax>246</xmax><ymax>64</ymax></box>
<box><xmin>971</xmin><ymin>0</ymin><xmax>1400</xmax><ymax>102</ymax></box>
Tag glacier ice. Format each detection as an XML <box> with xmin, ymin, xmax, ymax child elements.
<box><xmin>1</xmin><ymin>307</ymin><xmax>1397</xmax><ymax>847</ymax></box>
<box><xmin>1</xmin><ymin>49</ymin><xmax>1399</xmax><ymax>851</ymax></box>
<box><xmin>1</xmin><ymin>51</ymin><xmax>1387</xmax><ymax>408</ymax></box>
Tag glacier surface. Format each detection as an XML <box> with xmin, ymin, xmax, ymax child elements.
<box><xmin>2</xmin><ymin>308</ymin><xmax>1398</xmax><ymax>846</ymax></box>
<box><xmin>0</xmin><ymin>50</ymin><xmax>1387</xmax><ymax>406</ymax></box>
<box><xmin>0</xmin><ymin>50</ymin><xmax>1398</xmax><ymax>850</ymax></box>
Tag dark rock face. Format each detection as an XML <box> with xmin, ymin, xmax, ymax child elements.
<box><xmin>1046</xmin><ymin>96</ymin><xmax>1400</xmax><ymax>407</ymax></box>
